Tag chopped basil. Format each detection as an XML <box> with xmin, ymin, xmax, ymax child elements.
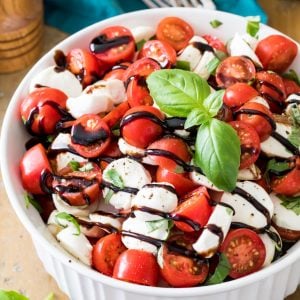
<box><xmin>79</xmin><ymin>162</ymin><xmax>94</xmax><ymax>172</ymax></box>
<box><xmin>174</xmin><ymin>165</ymin><xmax>185</xmax><ymax>174</ymax></box>
<box><xmin>55</xmin><ymin>212</ymin><xmax>81</xmax><ymax>235</ymax></box>
<box><xmin>290</xmin><ymin>106</ymin><xmax>300</xmax><ymax>126</ymax></box>
<box><xmin>265</xmin><ymin>159</ymin><xmax>291</xmax><ymax>174</ymax></box>
<box><xmin>288</xmin><ymin>106</ymin><xmax>300</xmax><ymax>147</ymax></box>
<box><xmin>210</xmin><ymin>19</ymin><xmax>223</xmax><ymax>29</ymax></box>
<box><xmin>175</xmin><ymin>60</ymin><xmax>191</xmax><ymax>71</ymax></box>
<box><xmin>46</xmin><ymin>135</ymin><xmax>55</xmax><ymax>143</ymax></box>
<box><xmin>104</xmin><ymin>189</ymin><xmax>114</xmax><ymax>204</ymax></box>
<box><xmin>104</xmin><ymin>169</ymin><xmax>124</xmax><ymax>188</ymax></box>
<box><xmin>68</xmin><ymin>160</ymin><xmax>80</xmax><ymax>171</ymax></box>
<box><xmin>282</xmin><ymin>69</ymin><xmax>300</xmax><ymax>85</ymax></box>
<box><xmin>246</xmin><ymin>16</ymin><xmax>260</xmax><ymax>38</ymax></box>
<box><xmin>205</xmin><ymin>56</ymin><xmax>220</xmax><ymax>75</ymax></box>
<box><xmin>21</xmin><ymin>116</ymin><xmax>26</xmax><ymax>125</ymax></box>
<box><xmin>24</xmin><ymin>192</ymin><xmax>42</xmax><ymax>213</ymax></box>
<box><xmin>136</xmin><ymin>39</ymin><xmax>146</xmax><ymax>51</ymax></box>
<box><xmin>206</xmin><ymin>253</ymin><xmax>231</xmax><ymax>285</ymax></box>
<box><xmin>279</xmin><ymin>195</ymin><xmax>300</xmax><ymax>216</ymax></box>
<box><xmin>112</xmin><ymin>128</ymin><xmax>120</xmax><ymax>136</ymax></box>
<box><xmin>0</xmin><ymin>290</ymin><xmax>29</xmax><ymax>300</ymax></box>
<box><xmin>146</xmin><ymin>219</ymin><xmax>173</xmax><ymax>233</ymax></box>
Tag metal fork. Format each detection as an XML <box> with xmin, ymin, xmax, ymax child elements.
<box><xmin>142</xmin><ymin>0</ymin><xmax>216</xmax><ymax>9</ymax></box>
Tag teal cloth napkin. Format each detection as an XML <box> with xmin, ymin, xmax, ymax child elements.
<box><xmin>44</xmin><ymin>0</ymin><xmax>267</xmax><ymax>34</ymax></box>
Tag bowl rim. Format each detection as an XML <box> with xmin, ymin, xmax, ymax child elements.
<box><xmin>1</xmin><ymin>7</ymin><xmax>300</xmax><ymax>297</ymax></box>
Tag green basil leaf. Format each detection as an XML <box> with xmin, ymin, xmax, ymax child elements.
<box><xmin>68</xmin><ymin>160</ymin><xmax>80</xmax><ymax>171</ymax></box>
<box><xmin>136</xmin><ymin>39</ymin><xmax>146</xmax><ymax>51</ymax></box>
<box><xmin>265</xmin><ymin>159</ymin><xmax>291</xmax><ymax>174</ymax></box>
<box><xmin>147</xmin><ymin>69</ymin><xmax>210</xmax><ymax>117</ymax></box>
<box><xmin>146</xmin><ymin>219</ymin><xmax>173</xmax><ymax>233</ymax></box>
<box><xmin>282</xmin><ymin>69</ymin><xmax>300</xmax><ymax>85</ymax></box>
<box><xmin>206</xmin><ymin>253</ymin><xmax>231</xmax><ymax>285</ymax></box>
<box><xmin>194</xmin><ymin>119</ymin><xmax>240</xmax><ymax>191</ymax></box>
<box><xmin>175</xmin><ymin>60</ymin><xmax>191</xmax><ymax>71</ymax></box>
<box><xmin>55</xmin><ymin>212</ymin><xmax>81</xmax><ymax>235</ymax></box>
<box><xmin>104</xmin><ymin>169</ymin><xmax>124</xmax><ymax>188</ymax></box>
<box><xmin>210</xmin><ymin>19</ymin><xmax>223</xmax><ymax>29</ymax></box>
<box><xmin>279</xmin><ymin>195</ymin><xmax>300</xmax><ymax>216</ymax></box>
<box><xmin>24</xmin><ymin>192</ymin><xmax>42</xmax><ymax>213</ymax></box>
<box><xmin>104</xmin><ymin>189</ymin><xmax>114</xmax><ymax>204</ymax></box>
<box><xmin>46</xmin><ymin>135</ymin><xmax>55</xmax><ymax>143</ymax></box>
<box><xmin>246</xmin><ymin>16</ymin><xmax>260</xmax><ymax>38</ymax></box>
<box><xmin>205</xmin><ymin>56</ymin><xmax>220</xmax><ymax>75</ymax></box>
<box><xmin>0</xmin><ymin>290</ymin><xmax>29</xmax><ymax>300</ymax></box>
<box><xmin>203</xmin><ymin>90</ymin><xmax>224</xmax><ymax>117</ymax></box>
<box><xmin>78</xmin><ymin>162</ymin><xmax>94</xmax><ymax>172</ymax></box>
<box><xmin>44</xmin><ymin>292</ymin><xmax>55</xmax><ymax>300</ymax></box>
<box><xmin>288</xmin><ymin>126</ymin><xmax>300</xmax><ymax>148</ymax></box>
<box><xmin>291</xmin><ymin>106</ymin><xmax>300</xmax><ymax>126</ymax></box>
<box><xmin>184</xmin><ymin>108</ymin><xmax>211</xmax><ymax>129</ymax></box>
<box><xmin>174</xmin><ymin>165</ymin><xmax>185</xmax><ymax>174</ymax></box>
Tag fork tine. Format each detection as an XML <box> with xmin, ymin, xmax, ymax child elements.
<box><xmin>181</xmin><ymin>0</ymin><xmax>193</xmax><ymax>7</ymax></box>
<box><xmin>142</xmin><ymin>0</ymin><xmax>159</xmax><ymax>8</ymax></box>
<box><xmin>190</xmin><ymin>0</ymin><xmax>204</xmax><ymax>7</ymax></box>
<box><xmin>154</xmin><ymin>0</ymin><xmax>171</xmax><ymax>7</ymax></box>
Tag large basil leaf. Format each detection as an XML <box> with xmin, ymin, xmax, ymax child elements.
<box><xmin>146</xmin><ymin>69</ymin><xmax>210</xmax><ymax>117</ymax></box>
<box><xmin>0</xmin><ymin>290</ymin><xmax>29</xmax><ymax>300</ymax></box>
<box><xmin>203</xmin><ymin>89</ymin><xmax>224</xmax><ymax>117</ymax></box>
<box><xmin>185</xmin><ymin>108</ymin><xmax>211</xmax><ymax>129</ymax></box>
<box><xmin>194</xmin><ymin>119</ymin><xmax>240</xmax><ymax>191</ymax></box>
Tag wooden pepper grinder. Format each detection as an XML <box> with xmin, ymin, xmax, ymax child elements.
<box><xmin>0</xmin><ymin>0</ymin><xmax>43</xmax><ymax>73</ymax></box>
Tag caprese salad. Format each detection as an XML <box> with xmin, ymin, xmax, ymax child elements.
<box><xmin>19</xmin><ymin>15</ymin><xmax>300</xmax><ymax>287</ymax></box>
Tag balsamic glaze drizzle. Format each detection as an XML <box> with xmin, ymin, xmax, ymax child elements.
<box><xmin>90</xmin><ymin>35</ymin><xmax>131</xmax><ymax>54</ymax></box>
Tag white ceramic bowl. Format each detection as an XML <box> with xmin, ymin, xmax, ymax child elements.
<box><xmin>1</xmin><ymin>7</ymin><xmax>300</xmax><ymax>300</ymax></box>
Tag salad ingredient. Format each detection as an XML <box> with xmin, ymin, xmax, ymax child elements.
<box><xmin>202</xmin><ymin>34</ymin><xmax>227</xmax><ymax>54</ymax></box>
<box><xmin>246</xmin><ymin>16</ymin><xmax>260</xmax><ymax>38</ymax></box>
<box><xmin>209</xmin><ymin>20</ymin><xmax>223</xmax><ymax>29</ymax></box>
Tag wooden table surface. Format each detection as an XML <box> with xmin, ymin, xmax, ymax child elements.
<box><xmin>0</xmin><ymin>1</ymin><xmax>300</xmax><ymax>299</ymax></box>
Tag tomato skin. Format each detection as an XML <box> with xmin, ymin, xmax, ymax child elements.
<box><xmin>229</xmin><ymin>121</ymin><xmax>261</xmax><ymax>169</ymax></box>
<box><xmin>121</xmin><ymin>106</ymin><xmax>164</xmax><ymax>148</ymax></box>
<box><xmin>283</xmin><ymin>78</ymin><xmax>300</xmax><ymax>96</ymax></box>
<box><xmin>255</xmin><ymin>35</ymin><xmax>298</xmax><ymax>73</ymax></box>
<box><xmin>220</xmin><ymin>229</ymin><xmax>266</xmax><ymax>279</ymax></box>
<box><xmin>92</xmin><ymin>233</ymin><xmax>126</xmax><ymax>276</ymax></box>
<box><xmin>113</xmin><ymin>249</ymin><xmax>159</xmax><ymax>286</ymax></box>
<box><xmin>174</xmin><ymin>186</ymin><xmax>212</xmax><ymax>232</ymax></box>
<box><xmin>236</xmin><ymin>102</ymin><xmax>274</xmax><ymax>142</ymax></box>
<box><xmin>103</xmin><ymin>101</ymin><xmax>130</xmax><ymax>128</ymax></box>
<box><xmin>20</xmin><ymin>87</ymin><xmax>68</xmax><ymax>135</ymax></box>
<box><xmin>216</xmin><ymin>56</ymin><xmax>256</xmax><ymax>88</ymax></box>
<box><xmin>103</xmin><ymin>63</ymin><xmax>131</xmax><ymax>81</ymax></box>
<box><xmin>156</xmin><ymin>167</ymin><xmax>198</xmax><ymax>196</ymax></box>
<box><xmin>20</xmin><ymin>143</ymin><xmax>52</xmax><ymax>194</ymax></box>
<box><xmin>272</xmin><ymin>223</ymin><xmax>300</xmax><ymax>242</ymax></box>
<box><xmin>223</xmin><ymin>83</ymin><xmax>259</xmax><ymax>108</ymax></box>
<box><xmin>90</xmin><ymin>26</ymin><xmax>135</xmax><ymax>66</ymax></box>
<box><xmin>156</xmin><ymin>17</ymin><xmax>194</xmax><ymax>51</ymax></box>
<box><xmin>202</xmin><ymin>34</ymin><xmax>227</xmax><ymax>54</ymax></box>
<box><xmin>159</xmin><ymin>245</ymin><xmax>209</xmax><ymax>287</ymax></box>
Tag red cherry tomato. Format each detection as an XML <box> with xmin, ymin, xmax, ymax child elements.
<box><xmin>113</xmin><ymin>249</ymin><xmax>159</xmax><ymax>286</ymax></box>
<box><xmin>255</xmin><ymin>35</ymin><xmax>298</xmax><ymax>73</ymax></box>
<box><xmin>20</xmin><ymin>143</ymin><xmax>52</xmax><ymax>194</ymax></box>
<box><xmin>159</xmin><ymin>244</ymin><xmax>209</xmax><ymax>287</ymax></box>
<box><xmin>283</xmin><ymin>78</ymin><xmax>300</xmax><ymax>96</ymax></box>
<box><xmin>70</xmin><ymin>114</ymin><xmax>111</xmax><ymax>158</ymax></box>
<box><xmin>236</xmin><ymin>102</ymin><xmax>274</xmax><ymax>142</ymax></box>
<box><xmin>202</xmin><ymin>34</ymin><xmax>227</xmax><ymax>54</ymax></box>
<box><xmin>20</xmin><ymin>87</ymin><xmax>68</xmax><ymax>135</ymax></box>
<box><xmin>174</xmin><ymin>186</ymin><xmax>212</xmax><ymax>232</ymax></box>
<box><xmin>223</xmin><ymin>83</ymin><xmax>259</xmax><ymax>108</ymax></box>
<box><xmin>147</xmin><ymin>137</ymin><xmax>191</xmax><ymax>172</ymax></box>
<box><xmin>256</xmin><ymin>71</ymin><xmax>286</xmax><ymax>113</ymax></box>
<box><xmin>216</xmin><ymin>56</ymin><xmax>256</xmax><ymax>88</ymax></box>
<box><xmin>156</xmin><ymin>167</ymin><xmax>198</xmax><ymax>196</ymax></box>
<box><xmin>156</xmin><ymin>17</ymin><xmax>194</xmax><ymax>51</ymax></box>
<box><xmin>139</xmin><ymin>40</ymin><xmax>177</xmax><ymax>68</ymax></box>
<box><xmin>66</xmin><ymin>48</ymin><xmax>100</xmax><ymax>87</ymax></box>
<box><xmin>103</xmin><ymin>101</ymin><xmax>130</xmax><ymax>128</ymax></box>
<box><xmin>121</xmin><ymin>106</ymin><xmax>164</xmax><ymax>148</ymax></box>
<box><xmin>229</xmin><ymin>121</ymin><xmax>261</xmax><ymax>169</ymax></box>
<box><xmin>220</xmin><ymin>229</ymin><xmax>266</xmax><ymax>279</ymax></box>
<box><xmin>103</xmin><ymin>63</ymin><xmax>131</xmax><ymax>80</ymax></box>
<box><xmin>90</xmin><ymin>26</ymin><xmax>135</xmax><ymax>66</ymax></box>
<box><xmin>92</xmin><ymin>233</ymin><xmax>126</xmax><ymax>276</ymax></box>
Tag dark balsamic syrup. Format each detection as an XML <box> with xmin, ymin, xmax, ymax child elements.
<box><xmin>90</xmin><ymin>35</ymin><xmax>131</xmax><ymax>53</ymax></box>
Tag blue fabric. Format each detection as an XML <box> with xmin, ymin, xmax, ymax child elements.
<box><xmin>44</xmin><ymin>0</ymin><xmax>267</xmax><ymax>34</ymax></box>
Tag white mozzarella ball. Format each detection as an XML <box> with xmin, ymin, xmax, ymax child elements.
<box><xmin>130</xmin><ymin>26</ymin><xmax>155</xmax><ymax>43</ymax></box>
<box><xmin>55</xmin><ymin>151</ymin><xmax>87</xmax><ymax>172</ymax></box>
<box><xmin>190</xmin><ymin>170</ymin><xmax>223</xmax><ymax>191</ymax></box>
<box><xmin>118</xmin><ymin>138</ymin><xmax>145</xmax><ymax>157</ymax></box>
<box><xmin>89</xmin><ymin>212</ymin><xmax>122</xmax><ymax>231</ymax></box>
<box><xmin>237</xmin><ymin>164</ymin><xmax>261</xmax><ymax>181</ymax></box>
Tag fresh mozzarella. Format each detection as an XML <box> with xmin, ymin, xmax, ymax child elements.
<box><xmin>193</xmin><ymin>204</ymin><xmax>233</xmax><ymax>258</ymax></box>
<box><xmin>249</xmin><ymin>96</ymin><xmax>270</xmax><ymax>109</ymax></box>
<box><xmin>55</xmin><ymin>151</ymin><xmax>87</xmax><ymax>172</ymax></box>
<box><xmin>130</xmin><ymin>26</ymin><xmax>155</xmax><ymax>43</ymax></box>
<box><xmin>102</xmin><ymin>158</ymin><xmax>151</xmax><ymax>210</ymax></box>
<box><xmin>47</xmin><ymin>209</ymin><xmax>63</xmax><ymax>235</ymax></box>
<box><xmin>118</xmin><ymin>138</ymin><xmax>145</xmax><ymax>157</ymax></box>
<box><xmin>77</xmin><ymin>216</ymin><xmax>105</xmax><ymax>239</ymax></box>
<box><xmin>271</xmin><ymin>193</ymin><xmax>300</xmax><ymax>231</ymax></box>
<box><xmin>89</xmin><ymin>212</ymin><xmax>122</xmax><ymax>231</ymax></box>
<box><xmin>174</xmin><ymin>129</ymin><xmax>190</xmax><ymax>138</ymax></box>
<box><xmin>56</xmin><ymin>225</ymin><xmax>93</xmax><ymax>266</ymax></box>
<box><xmin>261</xmin><ymin>123</ymin><xmax>294</xmax><ymax>158</ymax></box>
<box><xmin>237</xmin><ymin>164</ymin><xmax>261</xmax><ymax>181</ymax></box>
<box><xmin>221</xmin><ymin>181</ymin><xmax>274</xmax><ymax>229</ymax></box>
<box><xmin>285</xmin><ymin>93</ymin><xmax>300</xmax><ymax>116</ymax></box>
<box><xmin>190</xmin><ymin>170</ymin><xmax>223</xmax><ymax>191</ymax></box>
<box><xmin>51</xmin><ymin>133</ymin><xmax>71</xmax><ymax>150</ymax></box>
<box><xmin>228</xmin><ymin>33</ymin><xmax>262</xmax><ymax>67</ymax></box>
<box><xmin>29</xmin><ymin>66</ymin><xmax>82</xmax><ymax>97</ymax></box>
<box><xmin>193</xmin><ymin>51</ymin><xmax>216</xmax><ymax>80</ymax></box>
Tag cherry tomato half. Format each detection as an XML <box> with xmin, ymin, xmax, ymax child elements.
<box><xmin>103</xmin><ymin>100</ymin><xmax>130</xmax><ymax>128</ymax></box>
<box><xmin>283</xmin><ymin>78</ymin><xmax>300</xmax><ymax>96</ymax></box>
<box><xmin>216</xmin><ymin>56</ymin><xmax>256</xmax><ymax>88</ymax></box>
<box><xmin>113</xmin><ymin>249</ymin><xmax>159</xmax><ymax>286</ymax></box>
<box><xmin>92</xmin><ymin>233</ymin><xmax>126</xmax><ymax>276</ymax></box>
<box><xmin>103</xmin><ymin>62</ymin><xmax>131</xmax><ymax>81</ymax></box>
<box><xmin>20</xmin><ymin>143</ymin><xmax>52</xmax><ymax>194</ymax></box>
<box><xmin>229</xmin><ymin>121</ymin><xmax>261</xmax><ymax>169</ymax></box>
<box><xmin>255</xmin><ymin>35</ymin><xmax>298</xmax><ymax>73</ymax></box>
<box><xmin>202</xmin><ymin>34</ymin><xmax>227</xmax><ymax>54</ymax></box>
<box><xmin>156</xmin><ymin>17</ymin><xmax>194</xmax><ymax>51</ymax></box>
<box><xmin>220</xmin><ymin>228</ymin><xmax>266</xmax><ymax>279</ymax></box>
<box><xmin>70</xmin><ymin>114</ymin><xmax>111</xmax><ymax>158</ymax></box>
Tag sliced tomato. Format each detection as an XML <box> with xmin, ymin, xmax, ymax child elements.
<box><xmin>283</xmin><ymin>78</ymin><xmax>300</xmax><ymax>96</ymax></box>
<box><xmin>70</xmin><ymin>114</ymin><xmax>111</xmax><ymax>158</ymax></box>
<box><xmin>103</xmin><ymin>62</ymin><xmax>131</xmax><ymax>80</ymax></box>
<box><xmin>121</xmin><ymin>106</ymin><xmax>164</xmax><ymax>148</ymax></box>
<box><xmin>20</xmin><ymin>87</ymin><xmax>68</xmax><ymax>135</ymax></box>
<box><xmin>90</xmin><ymin>26</ymin><xmax>135</xmax><ymax>66</ymax></box>
<box><xmin>229</xmin><ymin>121</ymin><xmax>261</xmax><ymax>169</ymax></box>
<box><xmin>159</xmin><ymin>245</ymin><xmax>209</xmax><ymax>287</ymax></box>
<box><xmin>220</xmin><ymin>229</ymin><xmax>266</xmax><ymax>279</ymax></box>
<box><xmin>202</xmin><ymin>34</ymin><xmax>227</xmax><ymax>54</ymax></box>
<box><xmin>255</xmin><ymin>35</ymin><xmax>298</xmax><ymax>73</ymax></box>
<box><xmin>101</xmin><ymin>139</ymin><xmax>122</xmax><ymax>158</ymax></box>
<box><xmin>236</xmin><ymin>102</ymin><xmax>274</xmax><ymax>142</ymax></box>
<box><xmin>20</xmin><ymin>143</ymin><xmax>52</xmax><ymax>194</ymax></box>
<box><xmin>156</xmin><ymin>17</ymin><xmax>194</xmax><ymax>51</ymax></box>
<box><xmin>147</xmin><ymin>137</ymin><xmax>191</xmax><ymax>172</ymax></box>
<box><xmin>139</xmin><ymin>40</ymin><xmax>177</xmax><ymax>68</ymax></box>
<box><xmin>92</xmin><ymin>233</ymin><xmax>126</xmax><ymax>276</ymax></box>
<box><xmin>156</xmin><ymin>167</ymin><xmax>198</xmax><ymax>196</ymax></box>
<box><xmin>223</xmin><ymin>83</ymin><xmax>259</xmax><ymax>108</ymax></box>
<box><xmin>174</xmin><ymin>186</ymin><xmax>212</xmax><ymax>232</ymax></box>
<box><xmin>102</xmin><ymin>100</ymin><xmax>130</xmax><ymax>128</ymax></box>
<box><xmin>113</xmin><ymin>249</ymin><xmax>159</xmax><ymax>286</ymax></box>
<box><xmin>216</xmin><ymin>56</ymin><xmax>256</xmax><ymax>88</ymax></box>
<box><xmin>256</xmin><ymin>71</ymin><xmax>286</xmax><ymax>113</ymax></box>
